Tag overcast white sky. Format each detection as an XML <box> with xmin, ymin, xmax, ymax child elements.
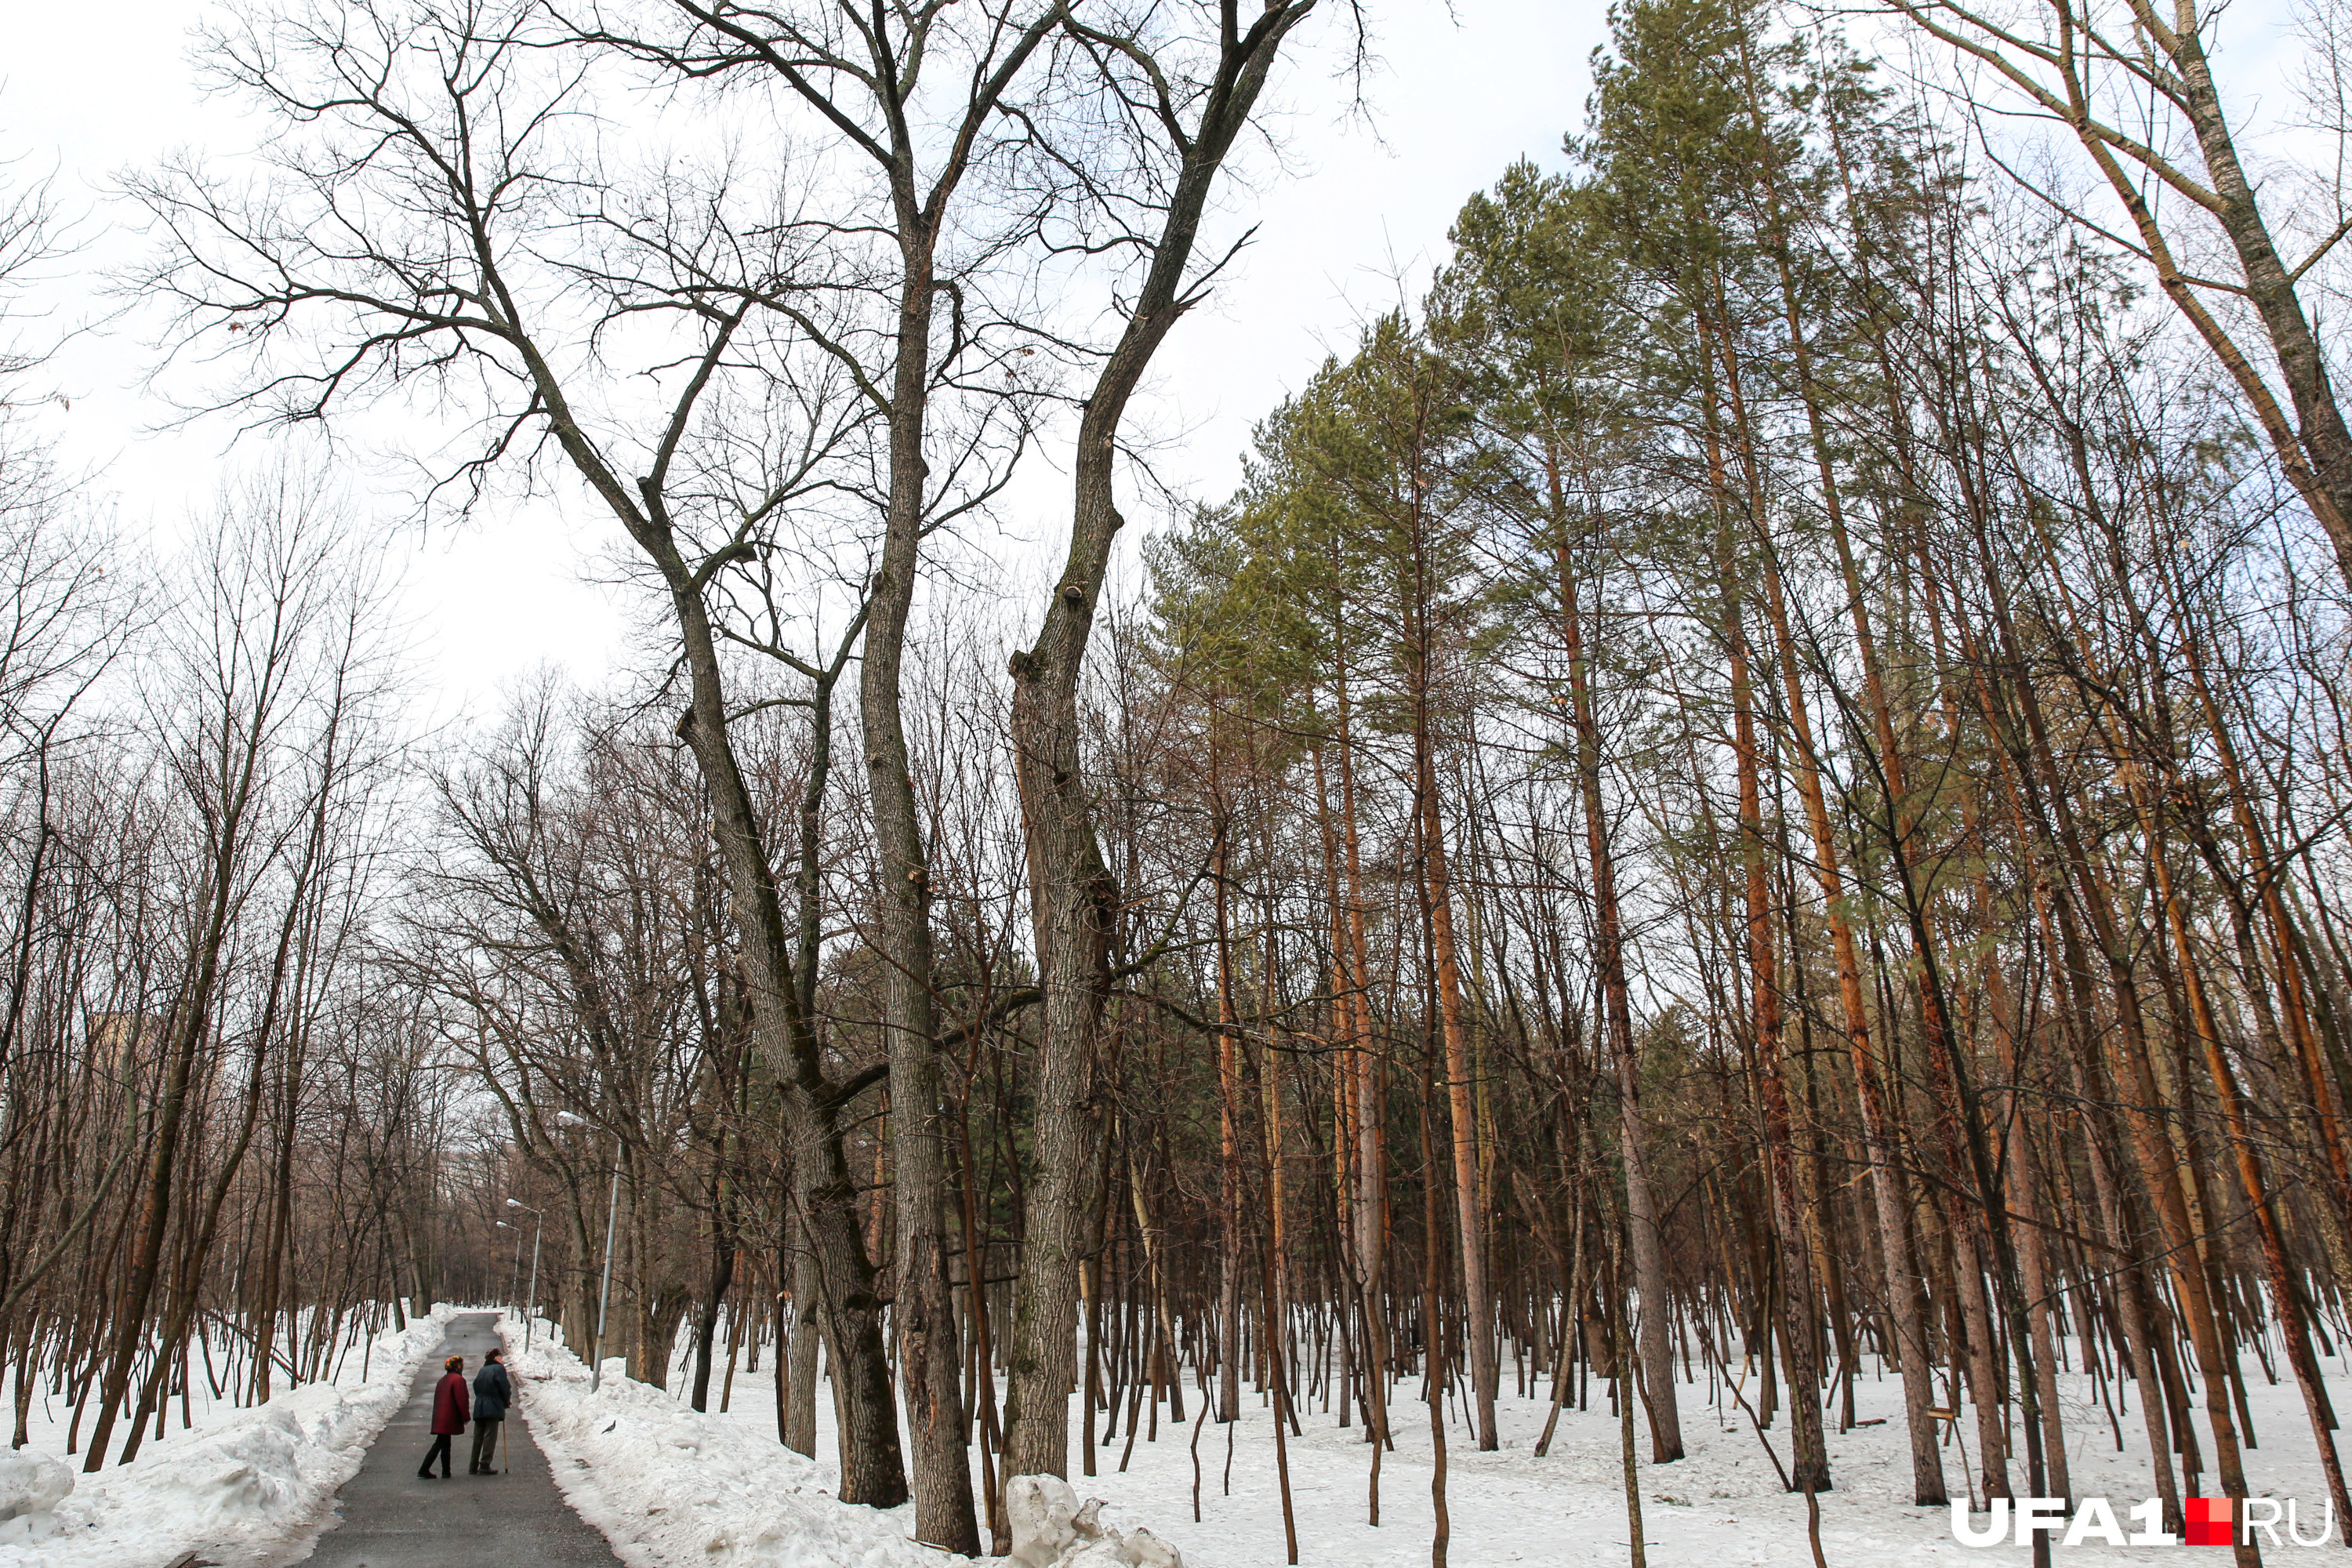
<box><xmin>2</xmin><ymin>0</ymin><xmax>2328</xmax><ymax>726</ymax></box>
<box><xmin>0</xmin><ymin>1</ymin><xmax>1601</xmax><ymax>723</ymax></box>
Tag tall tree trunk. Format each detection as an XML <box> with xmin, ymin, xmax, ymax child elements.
<box><xmin>1213</xmin><ymin>795</ymin><xmax>1244</xmax><ymax>1425</ymax></box>
<box><xmin>1410</xmin><ymin>561</ymin><xmax>1502</xmax><ymax>1454</ymax></box>
<box><xmin>862</xmin><ymin>249</ymin><xmax>978</xmax><ymax>1546</ymax></box>
<box><xmin>664</xmin><ymin>577</ymin><xmax>906</xmax><ymax>1507</ymax></box>
<box><xmin>1552</xmin><ymin>516</ymin><xmax>1677</xmax><ymax>1466</ymax></box>
<box><xmin>1699</xmin><ymin>355</ymin><xmax>1923</xmax><ymax>1497</ymax></box>
<box><xmin>1334</xmin><ymin>642</ymin><xmax>1388</xmax><ymax>1470</ymax></box>
<box><xmin>999</xmin><ymin>2</ymin><xmax>1317</xmax><ymax>1478</ymax></box>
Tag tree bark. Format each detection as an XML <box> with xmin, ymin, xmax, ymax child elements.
<box><xmin>862</xmin><ymin>245</ymin><xmax>980</xmax><ymax>1551</ymax></box>
<box><xmin>1553</xmin><ymin>514</ymin><xmax>1679</xmax><ymax>1467</ymax></box>
<box><xmin>1000</xmin><ymin>0</ymin><xmax>1317</xmax><ymax>1479</ymax></box>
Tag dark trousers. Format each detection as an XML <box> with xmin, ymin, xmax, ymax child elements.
<box><xmin>470</xmin><ymin>1417</ymin><xmax>501</xmax><ymax>1472</ymax></box>
<box><xmin>418</xmin><ymin>1432</ymin><xmax>453</xmax><ymax>1477</ymax></box>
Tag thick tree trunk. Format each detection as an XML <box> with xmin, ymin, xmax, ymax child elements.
<box><xmin>861</xmin><ymin>255</ymin><xmax>979</xmax><ymax>1549</ymax></box>
<box><xmin>665</xmin><ymin>577</ymin><xmax>906</xmax><ymax>1508</ymax></box>
<box><xmin>783</xmin><ymin>1240</ymin><xmax>821</xmax><ymax>1458</ymax></box>
<box><xmin>1002</xmin><ymin>543</ymin><xmax>1121</xmax><ymax>1480</ymax></box>
<box><xmin>2166</xmin><ymin>21</ymin><xmax>2352</xmax><ymax>585</ymax></box>
<box><xmin>998</xmin><ymin>4</ymin><xmax>1316</xmax><ymax>1479</ymax></box>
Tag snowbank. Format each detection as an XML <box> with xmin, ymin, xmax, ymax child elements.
<box><xmin>508</xmin><ymin>1328</ymin><xmax>1183</xmax><ymax>1568</ymax></box>
<box><xmin>508</xmin><ymin>1327</ymin><xmax>957</xmax><ymax>1568</ymax></box>
<box><xmin>1005</xmin><ymin>1474</ymin><xmax>1182</xmax><ymax>1568</ymax></box>
<box><xmin>0</xmin><ymin>1303</ymin><xmax>453</xmax><ymax>1568</ymax></box>
<box><xmin>0</xmin><ymin>1455</ymin><xmax>71</xmax><ymax>1533</ymax></box>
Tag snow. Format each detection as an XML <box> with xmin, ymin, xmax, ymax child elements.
<box><xmin>504</xmin><ymin>1324</ymin><xmax>962</xmax><ymax>1568</ymax></box>
<box><xmin>1004</xmin><ymin>1473</ymin><xmax>1183</xmax><ymax>1567</ymax></box>
<box><xmin>0</xmin><ymin>1454</ymin><xmax>71</xmax><ymax>1534</ymax></box>
<box><xmin>505</xmin><ymin>1321</ymin><xmax>1196</xmax><ymax>1568</ymax></box>
<box><xmin>962</xmin><ymin>1348</ymin><xmax>2347</xmax><ymax>1566</ymax></box>
<box><xmin>620</xmin><ymin>1316</ymin><xmax>2352</xmax><ymax>1567</ymax></box>
<box><xmin>34</xmin><ymin>1297</ymin><xmax>2338</xmax><ymax>1568</ymax></box>
<box><xmin>0</xmin><ymin>1303</ymin><xmax>452</xmax><ymax>1568</ymax></box>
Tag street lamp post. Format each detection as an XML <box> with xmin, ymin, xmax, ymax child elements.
<box><xmin>495</xmin><ymin>1220</ymin><xmax>524</xmax><ymax>1309</ymax></box>
<box><xmin>503</xmin><ymin>1200</ymin><xmax>545</xmax><ymax>1353</ymax></box>
<box><xmin>558</xmin><ymin>1112</ymin><xmax>621</xmax><ymax>1392</ymax></box>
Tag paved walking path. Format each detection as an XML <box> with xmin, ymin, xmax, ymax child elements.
<box><xmin>287</xmin><ymin>1312</ymin><xmax>622</xmax><ymax>1567</ymax></box>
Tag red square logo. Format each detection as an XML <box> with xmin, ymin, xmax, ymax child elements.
<box><xmin>2186</xmin><ymin>1497</ymin><xmax>2235</xmax><ymax>1546</ymax></box>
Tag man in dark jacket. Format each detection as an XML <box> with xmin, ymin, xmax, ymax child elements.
<box><xmin>418</xmin><ymin>1356</ymin><xmax>469</xmax><ymax>1479</ymax></box>
<box><xmin>469</xmin><ymin>1347</ymin><xmax>513</xmax><ymax>1475</ymax></box>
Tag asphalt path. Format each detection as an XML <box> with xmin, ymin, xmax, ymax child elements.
<box><xmin>285</xmin><ymin>1311</ymin><xmax>622</xmax><ymax>1568</ymax></box>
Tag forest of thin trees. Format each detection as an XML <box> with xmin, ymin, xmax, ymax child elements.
<box><xmin>5</xmin><ymin>0</ymin><xmax>2352</xmax><ymax>1564</ymax></box>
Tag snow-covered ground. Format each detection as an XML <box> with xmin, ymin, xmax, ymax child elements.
<box><xmin>601</xmin><ymin>1318</ymin><xmax>2352</xmax><ymax>1567</ymax></box>
<box><xmin>504</xmin><ymin>1323</ymin><xmax>961</xmax><ymax>1568</ymax></box>
<box><xmin>20</xmin><ymin>1299</ymin><xmax>2339</xmax><ymax>1568</ymax></box>
<box><xmin>505</xmin><ymin>1315</ymin><xmax>1178</xmax><ymax>1567</ymax></box>
<box><xmin>0</xmin><ymin>1302</ymin><xmax>452</xmax><ymax>1568</ymax></box>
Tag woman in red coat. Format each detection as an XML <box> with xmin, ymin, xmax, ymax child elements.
<box><xmin>417</xmin><ymin>1356</ymin><xmax>470</xmax><ymax>1479</ymax></box>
